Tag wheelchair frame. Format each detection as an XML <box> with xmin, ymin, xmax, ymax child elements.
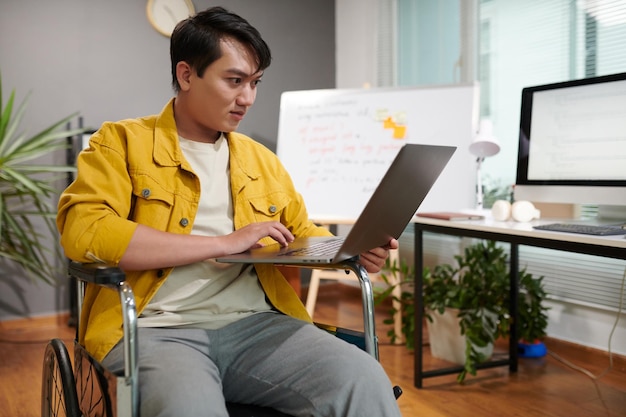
<box><xmin>41</xmin><ymin>259</ymin><xmax>394</xmax><ymax>417</ymax></box>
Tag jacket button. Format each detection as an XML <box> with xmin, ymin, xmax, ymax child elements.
<box><xmin>269</xmin><ymin>205</ymin><xmax>277</xmax><ymax>214</ymax></box>
<box><xmin>141</xmin><ymin>188</ymin><xmax>151</xmax><ymax>198</ymax></box>
<box><xmin>156</xmin><ymin>269</ymin><xmax>164</xmax><ymax>278</ymax></box>
<box><xmin>180</xmin><ymin>218</ymin><xmax>189</xmax><ymax>227</ymax></box>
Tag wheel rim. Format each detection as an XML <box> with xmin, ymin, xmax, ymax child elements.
<box><xmin>41</xmin><ymin>339</ymin><xmax>80</xmax><ymax>417</ymax></box>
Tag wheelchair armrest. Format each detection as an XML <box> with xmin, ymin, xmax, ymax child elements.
<box><xmin>69</xmin><ymin>260</ymin><xmax>140</xmax><ymax>415</ymax></box>
<box><xmin>69</xmin><ymin>261</ymin><xmax>126</xmax><ymax>287</ymax></box>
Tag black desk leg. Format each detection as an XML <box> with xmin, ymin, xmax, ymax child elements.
<box><xmin>509</xmin><ymin>243</ymin><xmax>519</xmax><ymax>372</ymax></box>
<box><xmin>414</xmin><ymin>228</ymin><xmax>425</xmax><ymax>388</ymax></box>
<box><xmin>413</xmin><ymin>229</ymin><xmax>519</xmax><ymax>388</ymax></box>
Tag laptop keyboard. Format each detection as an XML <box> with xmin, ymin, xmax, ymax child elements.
<box><xmin>279</xmin><ymin>238</ymin><xmax>345</xmax><ymax>256</ymax></box>
<box><xmin>534</xmin><ymin>223</ymin><xmax>626</xmax><ymax>236</ymax></box>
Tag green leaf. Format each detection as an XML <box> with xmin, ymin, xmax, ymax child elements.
<box><xmin>0</xmin><ymin>70</ymin><xmax>88</xmax><ymax>285</ymax></box>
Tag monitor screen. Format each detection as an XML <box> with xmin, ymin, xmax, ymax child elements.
<box><xmin>514</xmin><ymin>72</ymin><xmax>626</xmax><ymax>207</ymax></box>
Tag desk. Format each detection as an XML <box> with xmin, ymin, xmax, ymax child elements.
<box><xmin>412</xmin><ymin>217</ymin><xmax>626</xmax><ymax>388</ymax></box>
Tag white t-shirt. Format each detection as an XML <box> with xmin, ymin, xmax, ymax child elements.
<box><xmin>138</xmin><ymin>135</ymin><xmax>273</xmax><ymax>329</ymax></box>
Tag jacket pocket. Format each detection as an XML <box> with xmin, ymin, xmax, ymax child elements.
<box><xmin>248</xmin><ymin>191</ymin><xmax>291</xmax><ymax>222</ymax></box>
<box><xmin>130</xmin><ymin>174</ymin><xmax>175</xmax><ymax>228</ymax></box>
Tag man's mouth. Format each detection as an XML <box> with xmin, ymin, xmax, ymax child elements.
<box><xmin>231</xmin><ymin>110</ymin><xmax>246</xmax><ymax>121</ymax></box>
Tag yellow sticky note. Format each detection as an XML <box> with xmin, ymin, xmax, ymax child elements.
<box><xmin>393</xmin><ymin>125</ymin><xmax>407</xmax><ymax>139</ymax></box>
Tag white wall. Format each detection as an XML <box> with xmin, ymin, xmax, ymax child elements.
<box><xmin>335</xmin><ymin>0</ymin><xmax>378</xmax><ymax>88</ymax></box>
<box><xmin>546</xmin><ymin>299</ymin><xmax>625</xmax><ymax>355</ymax></box>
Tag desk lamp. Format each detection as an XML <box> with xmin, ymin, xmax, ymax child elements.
<box><xmin>469</xmin><ymin>119</ymin><xmax>500</xmax><ymax>210</ymax></box>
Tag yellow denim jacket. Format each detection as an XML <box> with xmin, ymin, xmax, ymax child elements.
<box><xmin>57</xmin><ymin>99</ymin><xmax>331</xmax><ymax>362</ymax></box>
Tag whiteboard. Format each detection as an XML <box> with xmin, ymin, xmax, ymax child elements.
<box><xmin>276</xmin><ymin>84</ymin><xmax>478</xmax><ymax>222</ymax></box>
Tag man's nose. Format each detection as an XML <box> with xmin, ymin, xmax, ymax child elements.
<box><xmin>237</xmin><ymin>85</ymin><xmax>256</xmax><ymax>106</ymax></box>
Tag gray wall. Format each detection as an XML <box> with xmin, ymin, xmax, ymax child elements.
<box><xmin>0</xmin><ymin>0</ymin><xmax>335</xmax><ymax>320</ymax></box>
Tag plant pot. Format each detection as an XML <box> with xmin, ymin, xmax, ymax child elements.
<box><xmin>518</xmin><ymin>340</ymin><xmax>547</xmax><ymax>358</ymax></box>
<box><xmin>426</xmin><ymin>307</ymin><xmax>494</xmax><ymax>365</ymax></box>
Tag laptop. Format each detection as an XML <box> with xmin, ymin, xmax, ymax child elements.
<box><xmin>216</xmin><ymin>143</ymin><xmax>456</xmax><ymax>265</ymax></box>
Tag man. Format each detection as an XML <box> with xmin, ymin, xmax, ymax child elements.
<box><xmin>57</xmin><ymin>6</ymin><xmax>401</xmax><ymax>417</ymax></box>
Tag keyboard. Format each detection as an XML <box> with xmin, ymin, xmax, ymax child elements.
<box><xmin>279</xmin><ymin>238</ymin><xmax>345</xmax><ymax>257</ymax></box>
<box><xmin>534</xmin><ymin>223</ymin><xmax>626</xmax><ymax>236</ymax></box>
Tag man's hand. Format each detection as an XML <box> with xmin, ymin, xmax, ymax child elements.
<box><xmin>223</xmin><ymin>221</ymin><xmax>295</xmax><ymax>254</ymax></box>
<box><xmin>359</xmin><ymin>238</ymin><xmax>399</xmax><ymax>273</ymax></box>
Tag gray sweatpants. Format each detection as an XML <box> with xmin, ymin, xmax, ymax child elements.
<box><xmin>101</xmin><ymin>312</ymin><xmax>402</xmax><ymax>417</ymax></box>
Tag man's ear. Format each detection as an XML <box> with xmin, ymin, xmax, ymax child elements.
<box><xmin>176</xmin><ymin>61</ymin><xmax>193</xmax><ymax>91</ymax></box>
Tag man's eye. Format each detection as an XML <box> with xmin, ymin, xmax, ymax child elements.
<box><xmin>253</xmin><ymin>79</ymin><xmax>262</xmax><ymax>86</ymax></box>
<box><xmin>230</xmin><ymin>78</ymin><xmax>242</xmax><ymax>84</ymax></box>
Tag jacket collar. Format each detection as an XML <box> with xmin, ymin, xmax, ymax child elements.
<box><xmin>152</xmin><ymin>98</ymin><xmax>187</xmax><ymax>169</ymax></box>
<box><xmin>228</xmin><ymin>133</ymin><xmax>261</xmax><ymax>180</ymax></box>
<box><xmin>150</xmin><ymin>98</ymin><xmax>260</xmax><ymax>185</ymax></box>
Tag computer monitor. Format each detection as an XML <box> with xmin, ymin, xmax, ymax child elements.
<box><xmin>514</xmin><ymin>72</ymin><xmax>626</xmax><ymax>212</ymax></box>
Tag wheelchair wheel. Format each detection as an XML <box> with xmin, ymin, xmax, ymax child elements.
<box><xmin>41</xmin><ymin>339</ymin><xmax>81</xmax><ymax>417</ymax></box>
<box><xmin>74</xmin><ymin>343</ymin><xmax>110</xmax><ymax>417</ymax></box>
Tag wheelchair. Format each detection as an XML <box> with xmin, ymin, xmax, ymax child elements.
<box><xmin>42</xmin><ymin>260</ymin><xmax>401</xmax><ymax>417</ymax></box>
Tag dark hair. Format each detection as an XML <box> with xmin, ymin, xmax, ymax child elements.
<box><xmin>170</xmin><ymin>6</ymin><xmax>272</xmax><ymax>92</ymax></box>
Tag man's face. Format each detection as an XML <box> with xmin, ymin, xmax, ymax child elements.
<box><xmin>179</xmin><ymin>37</ymin><xmax>263</xmax><ymax>138</ymax></box>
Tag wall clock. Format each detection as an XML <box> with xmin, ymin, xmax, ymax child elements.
<box><xmin>146</xmin><ymin>0</ymin><xmax>195</xmax><ymax>37</ymax></box>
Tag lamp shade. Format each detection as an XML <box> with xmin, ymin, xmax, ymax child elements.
<box><xmin>469</xmin><ymin>119</ymin><xmax>500</xmax><ymax>158</ymax></box>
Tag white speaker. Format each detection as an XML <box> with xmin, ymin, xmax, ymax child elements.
<box><xmin>491</xmin><ymin>200</ymin><xmax>511</xmax><ymax>221</ymax></box>
<box><xmin>511</xmin><ymin>201</ymin><xmax>541</xmax><ymax>222</ymax></box>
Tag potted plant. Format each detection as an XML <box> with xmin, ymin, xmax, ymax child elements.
<box><xmin>375</xmin><ymin>239</ymin><xmax>548</xmax><ymax>383</ymax></box>
<box><xmin>482</xmin><ymin>176</ymin><xmax>513</xmax><ymax>209</ymax></box>
<box><xmin>517</xmin><ymin>270</ymin><xmax>549</xmax><ymax>357</ymax></box>
<box><xmin>375</xmin><ymin>258</ymin><xmax>416</xmax><ymax>348</ymax></box>
<box><xmin>423</xmin><ymin>240</ymin><xmax>511</xmax><ymax>382</ymax></box>
<box><xmin>1</xmin><ymin>71</ymin><xmax>85</xmax><ymax>284</ymax></box>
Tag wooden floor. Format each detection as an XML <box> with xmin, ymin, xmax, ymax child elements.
<box><xmin>1</xmin><ymin>282</ymin><xmax>625</xmax><ymax>417</ymax></box>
